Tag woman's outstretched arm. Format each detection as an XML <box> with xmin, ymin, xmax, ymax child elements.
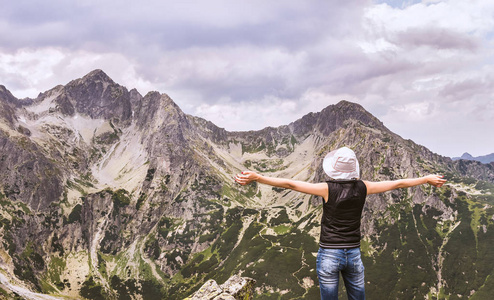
<box><xmin>235</xmin><ymin>171</ymin><xmax>328</xmax><ymax>201</ymax></box>
<box><xmin>364</xmin><ymin>175</ymin><xmax>446</xmax><ymax>195</ymax></box>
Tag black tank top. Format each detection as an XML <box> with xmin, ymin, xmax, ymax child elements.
<box><xmin>319</xmin><ymin>179</ymin><xmax>367</xmax><ymax>249</ymax></box>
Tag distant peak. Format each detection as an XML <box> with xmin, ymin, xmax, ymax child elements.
<box><xmin>82</xmin><ymin>69</ymin><xmax>114</xmax><ymax>83</ymax></box>
<box><xmin>461</xmin><ymin>152</ymin><xmax>473</xmax><ymax>159</ymax></box>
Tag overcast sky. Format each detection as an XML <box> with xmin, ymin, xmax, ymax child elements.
<box><xmin>1</xmin><ymin>0</ymin><xmax>493</xmax><ymax>157</ymax></box>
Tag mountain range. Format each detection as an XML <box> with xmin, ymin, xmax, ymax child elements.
<box><xmin>0</xmin><ymin>69</ymin><xmax>493</xmax><ymax>299</ymax></box>
<box><xmin>453</xmin><ymin>152</ymin><xmax>494</xmax><ymax>164</ymax></box>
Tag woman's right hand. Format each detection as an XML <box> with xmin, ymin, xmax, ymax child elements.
<box><xmin>234</xmin><ymin>171</ymin><xmax>260</xmax><ymax>186</ymax></box>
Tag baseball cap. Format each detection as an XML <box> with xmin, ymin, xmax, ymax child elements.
<box><xmin>323</xmin><ymin>146</ymin><xmax>360</xmax><ymax>180</ymax></box>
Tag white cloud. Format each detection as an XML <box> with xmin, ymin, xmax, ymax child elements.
<box><xmin>0</xmin><ymin>48</ymin><xmax>66</xmax><ymax>97</ymax></box>
<box><xmin>388</xmin><ymin>102</ymin><xmax>436</xmax><ymax>121</ymax></box>
<box><xmin>191</xmin><ymin>89</ymin><xmax>356</xmax><ymax>132</ymax></box>
<box><xmin>367</xmin><ymin>1</ymin><xmax>494</xmax><ymax>35</ymax></box>
<box><xmin>0</xmin><ymin>48</ymin><xmax>156</xmax><ymax>98</ymax></box>
<box><xmin>352</xmin><ymin>0</ymin><xmax>494</xmax><ymax>156</ymax></box>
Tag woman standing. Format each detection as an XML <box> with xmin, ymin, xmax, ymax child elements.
<box><xmin>235</xmin><ymin>146</ymin><xmax>446</xmax><ymax>299</ymax></box>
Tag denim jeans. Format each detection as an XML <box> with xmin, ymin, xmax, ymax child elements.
<box><xmin>316</xmin><ymin>247</ymin><xmax>365</xmax><ymax>300</ymax></box>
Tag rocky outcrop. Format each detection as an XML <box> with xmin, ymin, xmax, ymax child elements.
<box><xmin>0</xmin><ymin>130</ymin><xmax>63</xmax><ymax>210</ymax></box>
<box><xmin>453</xmin><ymin>158</ymin><xmax>494</xmax><ymax>181</ymax></box>
<box><xmin>185</xmin><ymin>275</ymin><xmax>255</xmax><ymax>300</ymax></box>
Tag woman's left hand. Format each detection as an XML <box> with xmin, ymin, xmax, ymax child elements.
<box><xmin>234</xmin><ymin>171</ymin><xmax>259</xmax><ymax>185</ymax></box>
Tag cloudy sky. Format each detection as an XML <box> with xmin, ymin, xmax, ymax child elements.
<box><xmin>1</xmin><ymin>0</ymin><xmax>493</xmax><ymax>157</ymax></box>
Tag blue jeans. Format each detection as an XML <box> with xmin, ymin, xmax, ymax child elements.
<box><xmin>316</xmin><ymin>247</ymin><xmax>365</xmax><ymax>300</ymax></box>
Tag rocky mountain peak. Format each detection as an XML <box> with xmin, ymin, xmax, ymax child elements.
<box><xmin>81</xmin><ymin>69</ymin><xmax>114</xmax><ymax>84</ymax></box>
<box><xmin>51</xmin><ymin>69</ymin><xmax>133</xmax><ymax>123</ymax></box>
<box><xmin>322</xmin><ymin>100</ymin><xmax>386</xmax><ymax>129</ymax></box>
<box><xmin>289</xmin><ymin>100</ymin><xmax>388</xmax><ymax>137</ymax></box>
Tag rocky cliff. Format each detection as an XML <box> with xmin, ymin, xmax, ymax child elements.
<box><xmin>0</xmin><ymin>70</ymin><xmax>493</xmax><ymax>299</ymax></box>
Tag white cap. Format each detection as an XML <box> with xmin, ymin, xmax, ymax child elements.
<box><xmin>323</xmin><ymin>146</ymin><xmax>360</xmax><ymax>180</ymax></box>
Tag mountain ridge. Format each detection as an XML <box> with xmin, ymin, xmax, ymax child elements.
<box><xmin>0</xmin><ymin>70</ymin><xmax>493</xmax><ymax>299</ymax></box>
<box><xmin>453</xmin><ymin>152</ymin><xmax>494</xmax><ymax>164</ymax></box>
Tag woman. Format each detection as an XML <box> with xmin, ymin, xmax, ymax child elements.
<box><xmin>235</xmin><ymin>146</ymin><xmax>446</xmax><ymax>300</ymax></box>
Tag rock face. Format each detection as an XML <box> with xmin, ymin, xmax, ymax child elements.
<box><xmin>0</xmin><ymin>70</ymin><xmax>493</xmax><ymax>299</ymax></box>
<box><xmin>185</xmin><ymin>275</ymin><xmax>255</xmax><ymax>300</ymax></box>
